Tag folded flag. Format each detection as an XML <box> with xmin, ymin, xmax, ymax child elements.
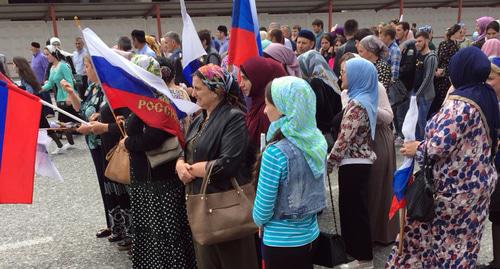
<box><xmin>180</xmin><ymin>0</ymin><xmax>206</xmax><ymax>86</ymax></box>
<box><xmin>82</xmin><ymin>28</ymin><xmax>200</xmax><ymax>145</ymax></box>
<box><xmin>0</xmin><ymin>75</ymin><xmax>41</xmax><ymax>204</ymax></box>
<box><xmin>388</xmin><ymin>96</ymin><xmax>419</xmax><ymax>219</ymax></box>
<box><xmin>228</xmin><ymin>0</ymin><xmax>262</xmax><ymax>67</ymax></box>
<box><xmin>35</xmin><ymin>130</ymin><xmax>63</xmax><ymax>182</ymax></box>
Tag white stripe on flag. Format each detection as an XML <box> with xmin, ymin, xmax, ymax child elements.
<box><xmin>82</xmin><ymin>28</ymin><xmax>200</xmax><ymax>115</ymax></box>
<box><xmin>180</xmin><ymin>0</ymin><xmax>206</xmax><ymax>68</ymax></box>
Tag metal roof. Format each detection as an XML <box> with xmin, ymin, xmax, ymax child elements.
<box><xmin>0</xmin><ymin>0</ymin><xmax>498</xmax><ymax>20</ymax></box>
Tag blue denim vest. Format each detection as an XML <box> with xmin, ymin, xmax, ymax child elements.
<box><xmin>271</xmin><ymin>139</ymin><xmax>327</xmax><ymax>220</ymax></box>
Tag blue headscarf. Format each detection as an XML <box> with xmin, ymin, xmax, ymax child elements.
<box><xmin>449</xmin><ymin>46</ymin><xmax>499</xmax><ymax>154</ymax></box>
<box><xmin>345</xmin><ymin>57</ymin><xmax>379</xmax><ymax>139</ymax></box>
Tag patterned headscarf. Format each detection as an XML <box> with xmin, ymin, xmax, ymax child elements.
<box><xmin>131</xmin><ymin>54</ymin><xmax>161</xmax><ymax>77</ymax></box>
<box><xmin>418</xmin><ymin>25</ymin><xmax>432</xmax><ymax>34</ymax></box>
<box><xmin>264</xmin><ymin>43</ymin><xmax>301</xmax><ymax>77</ymax></box>
<box><xmin>359</xmin><ymin>35</ymin><xmax>388</xmax><ymax>59</ymax></box>
<box><xmin>298</xmin><ymin>50</ymin><xmax>341</xmax><ymax>95</ymax></box>
<box><xmin>196</xmin><ymin>64</ymin><xmax>246</xmax><ymax>110</ymax></box>
<box><xmin>267</xmin><ymin>76</ymin><xmax>327</xmax><ymax>178</ymax></box>
<box><xmin>145</xmin><ymin>35</ymin><xmax>161</xmax><ymax>56</ymax></box>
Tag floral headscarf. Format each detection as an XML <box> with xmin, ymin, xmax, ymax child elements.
<box><xmin>196</xmin><ymin>64</ymin><xmax>246</xmax><ymax>111</ymax></box>
<box><xmin>131</xmin><ymin>54</ymin><xmax>161</xmax><ymax>77</ymax></box>
<box><xmin>298</xmin><ymin>50</ymin><xmax>341</xmax><ymax>95</ymax></box>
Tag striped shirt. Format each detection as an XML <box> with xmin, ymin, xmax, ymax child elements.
<box><xmin>252</xmin><ymin>145</ymin><xmax>320</xmax><ymax>247</ymax></box>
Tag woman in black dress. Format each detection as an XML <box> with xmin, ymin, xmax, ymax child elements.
<box><xmin>429</xmin><ymin>24</ymin><xmax>460</xmax><ymax>118</ymax></box>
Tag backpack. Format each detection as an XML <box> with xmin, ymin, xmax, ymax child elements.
<box><xmin>399</xmin><ymin>41</ymin><xmax>417</xmax><ymax>91</ymax></box>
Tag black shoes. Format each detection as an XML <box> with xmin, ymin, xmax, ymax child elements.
<box><xmin>96</xmin><ymin>228</ymin><xmax>112</xmax><ymax>238</ymax></box>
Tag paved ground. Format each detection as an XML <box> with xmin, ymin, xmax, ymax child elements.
<box><xmin>0</xmin><ymin>135</ymin><xmax>494</xmax><ymax>268</ymax></box>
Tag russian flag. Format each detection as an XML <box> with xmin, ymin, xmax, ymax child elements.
<box><xmin>0</xmin><ymin>74</ymin><xmax>41</xmax><ymax>204</ymax></box>
<box><xmin>228</xmin><ymin>0</ymin><xmax>262</xmax><ymax>67</ymax></box>
<box><xmin>180</xmin><ymin>0</ymin><xmax>206</xmax><ymax>86</ymax></box>
<box><xmin>82</xmin><ymin>28</ymin><xmax>199</xmax><ymax>145</ymax></box>
<box><xmin>388</xmin><ymin>96</ymin><xmax>419</xmax><ymax>219</ymax></box>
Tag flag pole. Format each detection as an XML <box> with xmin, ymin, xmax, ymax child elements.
<box><xmin>74</xmin><ymin>16</ymin><xmax>126</xmax><ymax>137</ymax></box>
<box><xmin>398</xmin><ymin>207</ymin><xmax>405</xmax><ymax>255</ymax></box>
<box><xmin>40</xmin><ymin>99</ymin><xmax>88</xmax><ymax>125</ymax></box>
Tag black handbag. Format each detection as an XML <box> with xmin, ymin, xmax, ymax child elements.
<box><xmin>312</xmin><ymin>173</ymin><xmax>349</xmax><ymax>268</ymax></box>
<box><xmin>388</xmin><ymin>79</ymin><xmax>408</xmax><ymax>107</ymax></box>
<box><xmin>405</xmin><ymin>145</ymin><xmax>435</xmax><ymax>222</ymax></box>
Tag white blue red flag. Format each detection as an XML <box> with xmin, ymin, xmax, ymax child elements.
<box><xmin>82</xmin><ymin>28</ymin><xmax>199</xmax><ymax>145</ymax></box>
<box><xmin>180</xmin><ymin>0</ymin><xmax>206</xmax><ymax>86</ymax></box>
<box><xmin>228</xmin><ymin>0</ymin><xmax>262</xmax><ymax>66</ymax></box>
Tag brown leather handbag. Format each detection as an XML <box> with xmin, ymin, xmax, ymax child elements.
<box><xmin>105</xmin><ymin>143</ymin><xmax>130</xmax><ymax>185</ymax></box>
<box><xmin>186</xmin><ymin>163</ymin><xmax>258</xmax><ymax>245</ymax></box>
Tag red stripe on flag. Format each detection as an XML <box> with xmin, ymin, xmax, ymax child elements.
<box><xmin>102</xmin><ymin>84</ymin><xmax>185</xmax><ymax>145</ymax></box>
<box><xmin>228</xmin><ymin>28</ymin><xmax>260</xmax><ymax>67</ymax></box>
<box><xmin>0</xmin><ymin>83</ymin><xmax>41</xmax><ymax>204</ymax></box>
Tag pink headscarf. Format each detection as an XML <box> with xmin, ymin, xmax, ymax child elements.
<box><xmin>476</xmin><ymin>16</ymin><xmax>495</xmax><ymax>39</ymax></box>
<box><xmin>482</xmin><ymin>38</ymin><xmax>500</xmax><ymax>57</ymax></box>
<box><xmin>263</xmin><ymin>43</ymin><xmax>302</xmax><ymax>77</ymax></box>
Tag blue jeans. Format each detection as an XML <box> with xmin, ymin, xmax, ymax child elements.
<box><xmin>415</xmin><ymin>96</ymin><xmax>433</xmax><ymax>141</ymax></box>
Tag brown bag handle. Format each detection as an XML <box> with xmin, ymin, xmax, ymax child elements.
<box><xmin>199</xmin><ymin>162</ymin><xmax>243</xmax><ymax>198</ymax></box>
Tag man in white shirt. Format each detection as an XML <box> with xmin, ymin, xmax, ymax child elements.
<box><xmin>72</xmin><ymin>37</ymin><xmax>88</xmax><ymax>98</ymax></box>
<box><xmin>131</xmin><ymin>30</ymin><xmax>156</xmax><ymax>57</ymax></box>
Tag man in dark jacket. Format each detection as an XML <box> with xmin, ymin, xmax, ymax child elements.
<box><xmin>333</xmin><ymin>19</ymin><xmax>358</xmax><ymax>77</ymax></box>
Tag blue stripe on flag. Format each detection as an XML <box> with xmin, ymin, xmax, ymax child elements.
<box><xmin>92</xmin><ymin>56</ymin><xmax>187</xmax><ymax>120</ymax></box>
<box><xmin>393</xmin><ymin>160</ymin><xmax>414</xmax><ymax>201</ymax></box>
<box><xmin>231</xmin><ymin>0</ymin><xmax>255</xmax><ymax>32</ymax></box>
<box><xmin>182</xmin><ymin>59</ymin><xmax>201</xmax><ymax>87</ymax></box>
<box><xmin>0</xmin><ymin>81</ymin><xmax>8</xmax><ymax>171</ymax></box>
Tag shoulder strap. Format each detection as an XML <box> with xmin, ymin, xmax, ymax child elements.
<box><xmin>326</xmin><ymin>173</ymin><xmax>340</xmax><ymax>234</ymax></box>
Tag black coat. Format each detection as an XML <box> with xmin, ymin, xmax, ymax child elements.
<box><xmin>124</xmin><ymin>113</ymin><xmax>178</xmax><ymax>183</ymax></box>
<box><xmin>184</xmin><ymin>102</ymin><xmax>250</xmax><ymax>194</ymax></box>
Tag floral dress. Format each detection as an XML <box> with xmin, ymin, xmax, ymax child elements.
<box><xmin>431</xmin><ymin>40</ymin><xmax>459</xmax><ymax>116</ymax></box>
<box><xmin>386</xmin><ymin>99</ymin><xmax>497</xmax><ymax>268</ymax></box>
<box><xmin>80</xmin><ymin>83</ymin><xmax>105</xmax><ymax>149</ymax></box>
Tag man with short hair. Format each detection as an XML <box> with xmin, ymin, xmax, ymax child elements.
<box><xmin>334</xmin><ymin>19</ymin><xmax>359</xmax><ymax>76</ymax></box>
<box><xmin>395</xmin><ymin>21</ymin><xmax>411</xmax><ymax>45</ymax></box>
<box><xmin>162</xmin><ymin>31</ymin><xmax>182</xmax><ymax>61</ymax></box>
<box><xmin>269</xmin><ymin>29</ymin><xmax>285</xmax><ymax>45</ymax></box>
<box><xmin>280</xmin><ymin>25</ymin><xmax>295</xmax><ymax>51</ymax></box>
<box><xmin>131</xmin><ymin>29</ymin><xmax>156</xmax><ymax>57</ymax></box>
<box><xmin>417</xmin><ymin>25</ymin><xmax>436</xmax><ymax>50</ymax></box>
<box><xmin>380</xmin><ymin>26</ymin><xmax>401</xmax><ymax>81</ymax></box>
<box><xmin>296</xmin><ymin>29</ymin><xmax>316</xmax><ymax>56</ymax></box>
<box><xmin>312</xmin><ymin>19</ymin><xmax>324</xmax><ymax>50</ymax></box>
<box><xmin>72</xmin><ymin>37</ymin><xmax>88</xmax><ymax>98</ymax></box>
<box><xmin>216</xmin><ymin>25</ymin><xmax>229</xmax><ymax>55</ymax></box>
<box><xmin>268</xmin><ymin>22</ymin><xmax>280</xmax><ymax>31</ymax></box>
<box><xmin>198</xmin><ymin>29</ymin><xmax>221</xmax><ymax>65</ymax></box>
<box><xmin>413</xmin><ymin>31</ymin><xmax>438</xmax><ymax>140</ymax></box>
<box><xmin>291</xmin><ymin>25</ymin><xmax>301</xmax><ymax>43</ymax></box>
<box><xmin>117</xmin><ymin>36</ymin><xmax>132</xmax><ymax>51</ymax></box>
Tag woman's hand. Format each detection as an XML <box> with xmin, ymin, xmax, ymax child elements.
<box><xmin>76</xmin><ymin>124</ymin><xmax>93</xmax><ymax>135</ymax></box>
<box><xmin>60</xmin><ymin>79</ymin><xmax>74</xmax><ymax>94</ymax></box>
<box><xmin>435</xmin><ymin>68</ymin><xmax>444</xmax><ymax>77</ymax></box>
<box><xmin>176</xmin><ymin>159</ymin><xmax>195</xmax><ymax>184</ymax></box>
<box><xmin>119</xmin><ymin>137</ymin><xmax>128</xmax><ymax>150</ymax></box>
<box><xmin>89</xmin><ymin>121</ymin><xmax>109</xmax><ymax>135</ymax></box>
<box><xmin>400</xmin><ymin>141</ymin><xmax>420</xmax><ymax>158</ymax></box>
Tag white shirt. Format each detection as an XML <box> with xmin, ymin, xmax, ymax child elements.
<box><xmin>284</xmin><ymin>38</ymin><xmax>293</xmax><ymax>50</ymax></box>
<box><xmin>72</xmin><ymin>48</ymin><xmax>88</xmax><ymax>75</ymax></box>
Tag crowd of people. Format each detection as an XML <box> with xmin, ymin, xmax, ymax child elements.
<box><xmin>1</xmin><ymin>13</ymin><xmax>499</xmax><ymax>269</ymax></box>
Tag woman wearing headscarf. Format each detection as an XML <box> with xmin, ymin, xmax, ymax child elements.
<box><xmin>327</xmin><ymin>57</ymin><xmax>379</xmax><ymax>269</ymax></box>
<box><xmin>483</xmin><ymin>38</ymin><xmax>500</xmax><ymax>57</ymax></box>
<box><xmin>264</xmin><ymin>43</ymin><xmax>301</xmax><ymax>77</ymax></box>
<box><xmin>240</xmin><ymin>56</ymin><xmax>287</xmax><ymax>165</ymax></box>
<box><xmin>298</xmin><ymin>50</ymin><xmax>342</xmax><ymax>150</ymax></box>
<box><xmin>40</xmin><ymin>45</ymin><xmax>78</xmax><ymax>154</ymax></box>
<box><xmin>387</xmin><ymin>47</ymin><xmax>499</xmax><ymax>268</ymax></box>
<box><xmin>176</xmin><ymin>64</ymin><xmax>257</xmax><ymax>269</ymax></box>
<box><xmin>120</xmin><ymin>55</ymin><xmax>196</xmax><ymax>268</ymax></box>
<box><xmin>253</xmin><ymin>76</ymin><xmax>327</xmax><ymax>269</ymax></box>
<box><xmin>338</xmin><ymin>52</ymin><xmax>399</xmax><ymax>245</ymax></box>
<box><xmin>474</xmin><ymin>16</ymin><xmax>496</xmax><ymax>49</ymax></box>
<box><xmin>358</xmin><ymin>35</ymin><xmax>391</xmax><ymax>90</ymax></box>
<box><xmin>478</xmin><ymin>56</ymin><xmax>500</xmax><ymax>269</ymax></box>
<box><xmin>430</xmin><ymin>24</ymin><xmax>461</xmax><ymax>118</ymax></box>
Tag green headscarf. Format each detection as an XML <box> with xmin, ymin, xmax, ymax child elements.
<box><xmin>266</xmin><ymin>76</ymin><xmax>327</xmax><ymax>178</ymax></box>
